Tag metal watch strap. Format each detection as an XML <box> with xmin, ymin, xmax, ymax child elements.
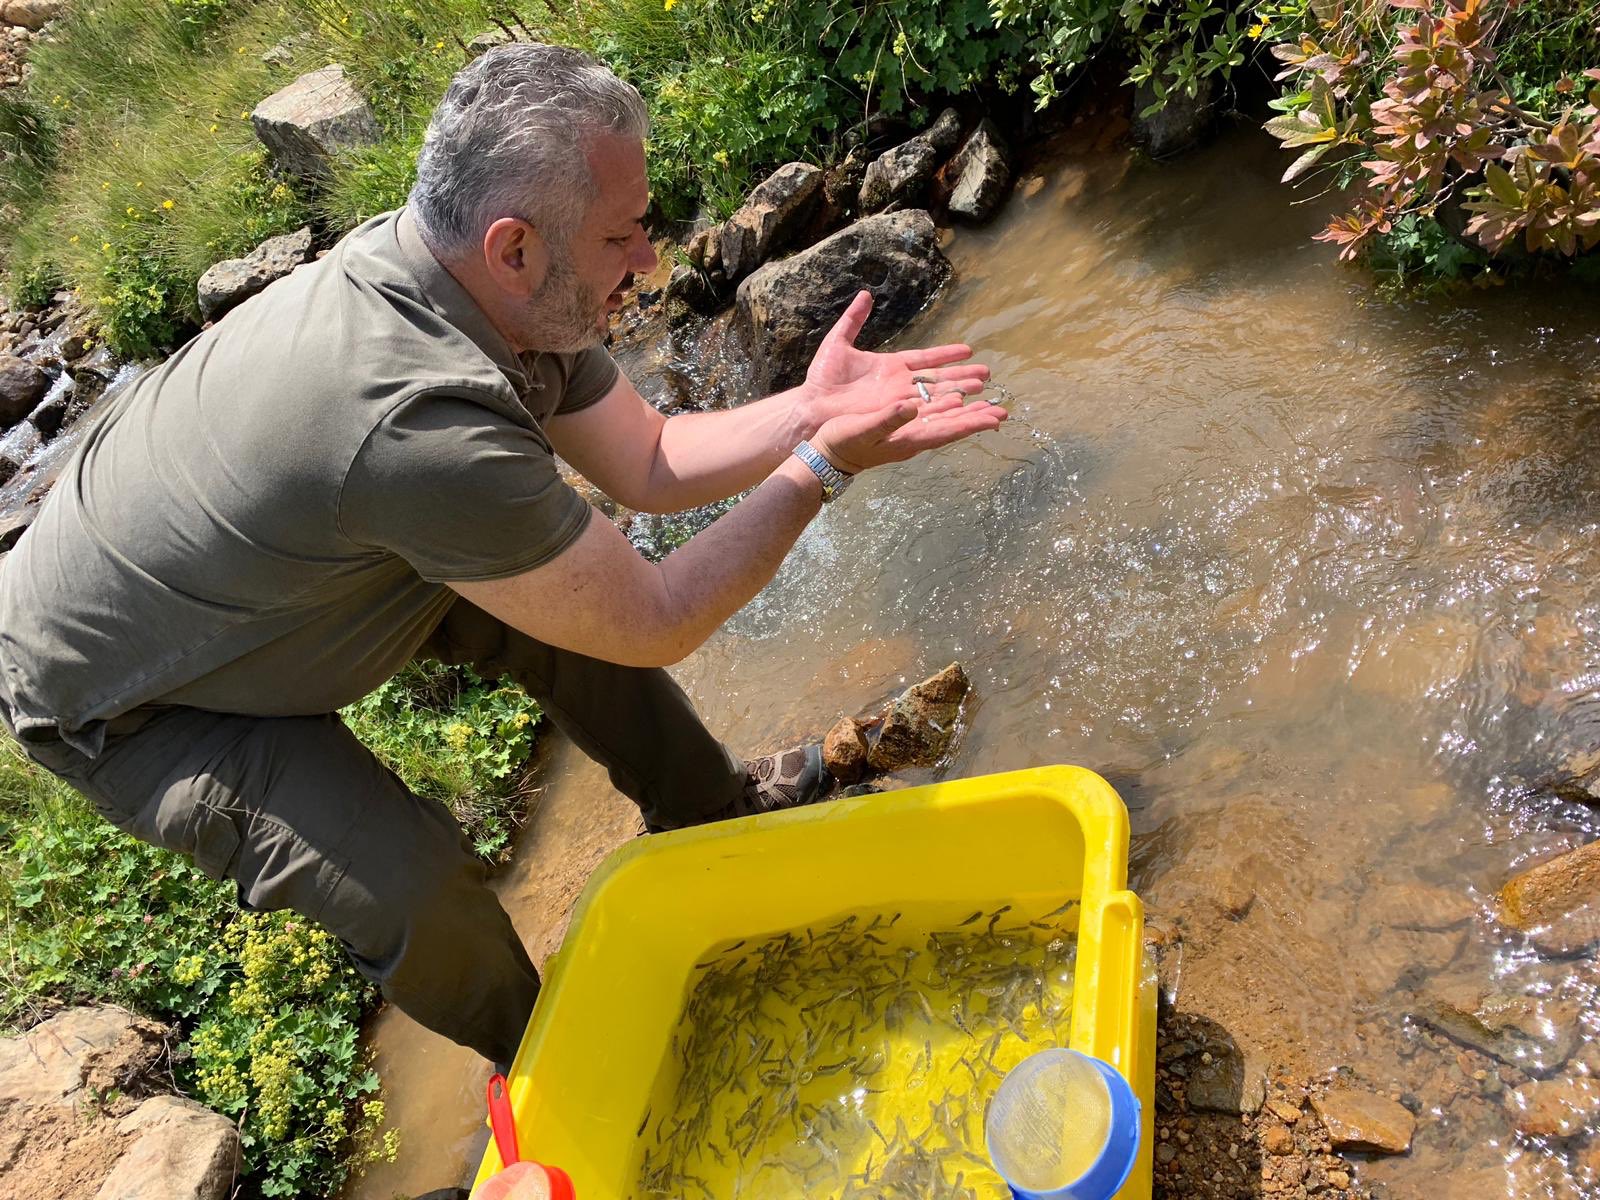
<box><xmin>792</xmin><ymin>440</ymin><xmax>854</xmax><ymax>502</ymax></box>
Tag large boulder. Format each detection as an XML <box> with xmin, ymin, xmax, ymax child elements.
<box><xmin>93</xmin><ymin>1095</ymin><xmax>240</xmax><ymax>1200</ymax></box>
<box><xmin>715</xmin><ymin>162</ymin><xmax>823</xmax><ymax>285</ymax></box>
<box><xmin>735</xmin><ymin>210</ymin><xmax>950</xmax><ymax>392</ymax></box>
<box><xmin>197</xmin><ymin>225</ymin><xmax>315</xmax><ymax>322</ymax></box>
<box><xmin>0</xmin><ymin>1006</ymin><xmax>167</xmax><ymax>1110</ymax></box>
<box><xmin>921</xmin><ymin>107</ymin><xmax>964</xmax><ymax>157</ymax></box>
<box><xmin>859</xmin><ymin>138</ymin><xmax>940</xmax><ymax>215</ymax></box>
<box><xmin>940</xmin><ymin>119</ymin><xmax>1012</xmax><ymax>224</ymax></box>
<box><xmin>251</xmin><ymin>65</ymin><xmax>380</xmax><ymax>181</ymax></box>
<box><xmin>0</xmin><ymin>354</ymin><xmax>48</xmax><ymax>426</ymax></box>
<box><xmin>868</xmin><ymin>662</ymin><xmax>970</xmax><ymax>771</ymax></box>
<box><xmin>1133</xmin><ymin>78</ymin><xmax>1218</xmax><ymax>160</ymax></box>
<box><xmin>0</xmin><ymin>0</ymin><xmax>62</xmax><ymax>30</ymax></box>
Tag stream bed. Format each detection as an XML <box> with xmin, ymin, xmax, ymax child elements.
<box><xmin>354</xmin><ymin>125</ymin><xmax>1600</xmax><ymax>1200</ymax></box>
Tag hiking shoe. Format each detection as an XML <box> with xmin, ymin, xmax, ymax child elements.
<box><xmin>735</xmin><ymin>743</ymin><xmax>833</xmax><ymax>816</ymax></box>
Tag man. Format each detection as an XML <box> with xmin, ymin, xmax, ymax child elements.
<box><xmin>0</xmin><ymin>44</ymin><xmax>1003</xmax><ymax>1066</ymax></box>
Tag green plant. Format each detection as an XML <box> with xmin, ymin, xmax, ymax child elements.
<box><xmin>341</xmin><ymin>660</ymin><xmax>542</xmax><ymax>861</ymax></box>
<box><xmin>169</xmin><ymin>0</ymin><xmax>232</xmax><ymax>49</ymax></box>
<box><xmin>178</xmin><ymin>913</ymin><xmax>395</xmax><ymax>1197</ymax></box>
<box><xmin>1264</xmin><ymin>0</ymin><xmax>1600</xmax><ymax>271</ymax></box>
<box><xmin>2</xmin><ymin>657</ymin><xmax>538</xmax><ymax>1192</ymax></box>
<box><xmin>8</xmin><ymin>261</ymin><xmax>61</xmax><ymax>310</ymax></box>
<box><xmin>0</xmin><ymin>739</ymin><xmax>395</xmax><ymax>1197</ymax></box>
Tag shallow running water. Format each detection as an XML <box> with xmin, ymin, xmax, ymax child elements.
<box><xmin>354</xmin><ymin>126</ymin><xmax>1600</xmax><ymax>1198</ymax></box>
<box><xmin>676</xmin><ymin>127</ymin><xmax>1600</xmax><ymax>1197</ymax></box>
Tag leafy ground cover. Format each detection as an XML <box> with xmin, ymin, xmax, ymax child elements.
<box><xmin>0</xmin><ymin>662</ymin><xmax>540</xmax><ymax>1197</ymax></box>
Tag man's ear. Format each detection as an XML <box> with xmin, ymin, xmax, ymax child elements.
<box><xmin>482</xmin><ymin>217</ymin><xmax>550</xmax><ymax>299</ymax></box>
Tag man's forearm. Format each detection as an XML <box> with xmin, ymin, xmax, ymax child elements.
<box><xmin>643</xmin><ymin>387</ymin><xmax>820</xmax><ymax>512</ymax></box>
<box><xmin>648</xmin><ymin>454</ymin><xmax>822</xmax><ymax>661</ymax></box>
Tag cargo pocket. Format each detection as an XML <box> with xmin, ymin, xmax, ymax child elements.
<box><xmin>188</xmin><ymin>803</ymin><xmax>243</xmax><ymax>882</ymax></box>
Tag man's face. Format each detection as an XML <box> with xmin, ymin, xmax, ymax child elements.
<box><xmin>514</xmin><ymin>134</ymin><xmax>656</xmax><ymax>354</ymax></box>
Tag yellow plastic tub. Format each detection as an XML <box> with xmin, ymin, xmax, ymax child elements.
<box><xmin>472</xmin><ymin>765</ymin><xmax>1156</xmax><ymax>1199</ymax></box>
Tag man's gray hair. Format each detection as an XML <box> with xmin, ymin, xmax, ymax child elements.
<box><xmin>409</xmin><ymin>43</ymin><xmax>649</xmax><ymax>260</ymax></box>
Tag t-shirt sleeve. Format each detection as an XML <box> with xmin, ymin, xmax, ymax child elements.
<box><xmin>339</xmin><ymin>391</ymin><xmax>593</xmax><ymax>583</ymax></box>
<box><xmin>553</xmin><ymin>345</ymin><xmax>621</xmax><ymax>416</ymax></box>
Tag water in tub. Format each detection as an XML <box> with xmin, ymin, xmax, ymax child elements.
<box><xmin>629</xmin><ymin>900</ymin><xmax>1097</xmax><ymax>1199</ymax></box>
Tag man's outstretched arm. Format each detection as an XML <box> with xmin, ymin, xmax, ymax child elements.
<box><xmin>451</xmin><ymin>396</ymin><xmax>1006</xmax><ymax>667</ymax></box>
<box><xmin>546</xmin><ymin>291</ymin><xmax>991</xmax><ymax>514</ymax></box>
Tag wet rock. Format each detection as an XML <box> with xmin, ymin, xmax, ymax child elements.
<box><xmin>859</xmin><ymin>137</ymin><xmax>940</xmax><ymax>215</ymax></box>
<box><xmin>27</xmin><ymin>376</ymin><xmax>73</xmax><ymax>439</ymax></box>
<box><xmin>0</xmin><ymin>354</ymin><xmax>48</xmax><ymax>425</ymax></box>
<box><xmin>1262</xmin><ymin>1124</ymin><xmax>1294</xmax><ymax>1155</ymax></box>
<box><xmin>663</xmin><ymin>265</ymin><xmax>720</xmax><ymax>333</ymax></box>
<box><xmin>1362</xmin><ymin>882</ymin><xmax>1476</xmax><ymax>932</ymax></box>
<box><xmin>251</xmin><ymin>65</ymin><xmax>380</xmax><ymax>181</ymax></box>
<box><xmin>0</xmin><ymin>504</ymin><xmax>36</xmax><ymax>554</ymax></box>
<box><xmin>735</xmin><ymin>210</ymin><xmax>950</xmax><ymax>393</ymax></box>
<box><xmin>93</xmin><ymin>1095</ymin><xmax>240</xmax><ymax>1200</ymax></box>
<box><xmin>1410</xmin><ymin>982</ymin><xmax>1581</xmax><ymax>1074</ymax></box>
<box><xmin>0</xmin><ymin>0</ymin><xmax>62</xmax><ymax>30</ymax></box>
<box><xmin>1507</xmin><ymin>1075</ymin><xmax>1600</xmax><ymax>1138</ymax></box>
<box><xmin>823</xmin><ymin>716</ymin><xmax>870</xmax><ymax>784</ymax></box>
<box><xmin>197</xmin><ymin>226</ymin><xmax>315</xmax><ymax>322</ymax></box>
<box><xmin>1311</xmin><ymin>1088</ymin><xmax>1416</xmax><ymax>1154</ymax></box>
<box><xmin>0</xmin><ymin>1006</ymin><xmax>167</xmax><ymax>1110</ymax></box>
<box><xmin>822</xmin><ymin>145</ymin><xmax>872</xmax><ymax>222</ymax></box>
<box><xmin>0</xmin><ymin>417</ymin><xmax>40</xmax><ymax>475</ymax></box>
<box><xmin>1133</xmin><ymin>77</ymin><xmax>1218</xmax><ymax>160</ymax></box>
<box><xmin>939</xmin><ymin>119</ymin><xmax>1012</xmax><ymax>224</ymax></box>
<box><xmin>867</xmin><ymin>662</ymin><xmax>970</xmax><ymax>772</ymax></box>
<box><xmin>1186</xmin><ymin>1045</ymin><xmax>1266</xmax><ymax>1115</ymax></box>
<box><xmin>1362</xmin><ymin>925</ymin><xmax>1469</xmax><ymax>994</ymax></box>
<box><xmin>715</xmin><ymin>162</ymin><xmax>823</xmax><ymax>285</ymax></box>
<box><xmin>921</xmin><ymin>108</ymin><xmax>964</xmax><ymax>157</ymax></box>
<box><xmin>1498</xmin><ymin>839</ymin><xmax>1600</xmax><ymax>953</ymax></box>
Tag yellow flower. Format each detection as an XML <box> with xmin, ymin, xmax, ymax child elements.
<box><xmin>1247</xmin><ymin>22</ymin><xmax>1265</xmax><ymax>36</ymax></box>
<box><xmin>713</xmin><ymin>149</ymin><xmax>730</xmax><ymax>166</ymax></box>
<box><xmin>134</xmin><ymin>180</ymin><xmax>143</xmax><ymax>188</ymax></box>
<box><xmin>101</xmin><ymin>181</ymin><xmax>110</xmax><ymax>190</ymax></box>
<box><xmin>126</xmin><ymin>206</ymin><xmax>137</xmax><ymax>216</ymax></box>
<box><xmin>663</xmin><ymin>0</ymin><xmax>676</xmax><ymax>9</ymax></box>
<box><xmin>162</xmin><ymin>199</ymin><xmax>175</xmax><ymax>210</ymax></box>
<box><xmin>237</xmin><ymin>45</ymin><xmax>246</xmax><ymax>53</ymax></box>
<box><xmin>100</xmin><ymin>242</ymin><xmax>111</xmax><ymax>253</ymax></box>
<box><xmin>209</xmin><ymin>123</ymin><xmax>219</xmax><ymax>133</ymax></box>
<box><xmin>69</xmin><ymin>234</ymin><xmax>80</xmax><ymax>244</ymax></box>
<box><xmin>240</xmin><ymin>110</ymin><xmax>250</xmax><ymax>120</ymax></box>
<box><xmin>433</xmin><ymin>39</ymin><xmax>444</xmax><ymax>49</ymax></box>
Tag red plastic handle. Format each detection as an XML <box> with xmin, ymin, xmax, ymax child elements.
<box><xmin>485</xmin><ymin>1074</ymin><xmax>577</xmax><ymax>1199</ymax></box>
<box><xmin>487</xmin><ymin>1074</ymin><xmax>521</xmax><ymax>1167</ymax></box>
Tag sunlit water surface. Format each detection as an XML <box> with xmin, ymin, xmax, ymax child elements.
<box><xmin>673</xmin><ymin>128</ymin><xmax>1600</xmax><ymax>1198</ymax></box>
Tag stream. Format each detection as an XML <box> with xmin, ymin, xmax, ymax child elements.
<box><xmin>351</xmin><ymin>126</ymin><xmax>1600</xmax><ymax>1200</ymax></box>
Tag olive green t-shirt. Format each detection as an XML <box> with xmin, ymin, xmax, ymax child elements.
<box><xmin>0</xmin><ymin>207</ymin><xmax>618</xmax><ymax>754</ymax></box>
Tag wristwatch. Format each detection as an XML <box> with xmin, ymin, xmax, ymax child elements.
<box><xmin>792</xmin><ymin>440</ymin><xmax>855</xmax><ymax>503</ymax></box>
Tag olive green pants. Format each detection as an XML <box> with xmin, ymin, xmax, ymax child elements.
<box><xmin>3</xmin><ymin>598</ymin><xmax>746</xmax><ymax>1065</ymax></box>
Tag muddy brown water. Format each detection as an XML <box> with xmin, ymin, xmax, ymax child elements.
<box><xmin>350</xmin><ymin>127</ymin><xmax>1600</xmax><ymax>1199</ymax></box>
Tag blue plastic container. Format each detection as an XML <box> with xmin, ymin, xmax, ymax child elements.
<box><xmin>985</xmin><ymin>1047</ymin><xmax>1143</xmax><ymax>1200</ymax></box>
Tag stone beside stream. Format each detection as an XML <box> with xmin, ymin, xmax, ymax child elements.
<box><xmin>0</xmin><ymin>1006</ymin><xmax>240</xmax><ymax>1200</ymax></box>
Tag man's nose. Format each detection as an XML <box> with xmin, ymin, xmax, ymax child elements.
<box><xmin>631</xmin><ymin>229</ymin><xmax>658</xmax><ymax>275</ymax></box>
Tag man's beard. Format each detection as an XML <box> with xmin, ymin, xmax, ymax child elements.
<box><xmin>518</xmin><ymin>245</ymin><xmax>606</xmax><ymax>353</ymax></box>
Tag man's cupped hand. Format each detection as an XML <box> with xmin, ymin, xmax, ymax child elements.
<box><xmin>800</xmin><ymin>290</ymin><xmax>1006</xmax><ymax>475</ymax></box>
